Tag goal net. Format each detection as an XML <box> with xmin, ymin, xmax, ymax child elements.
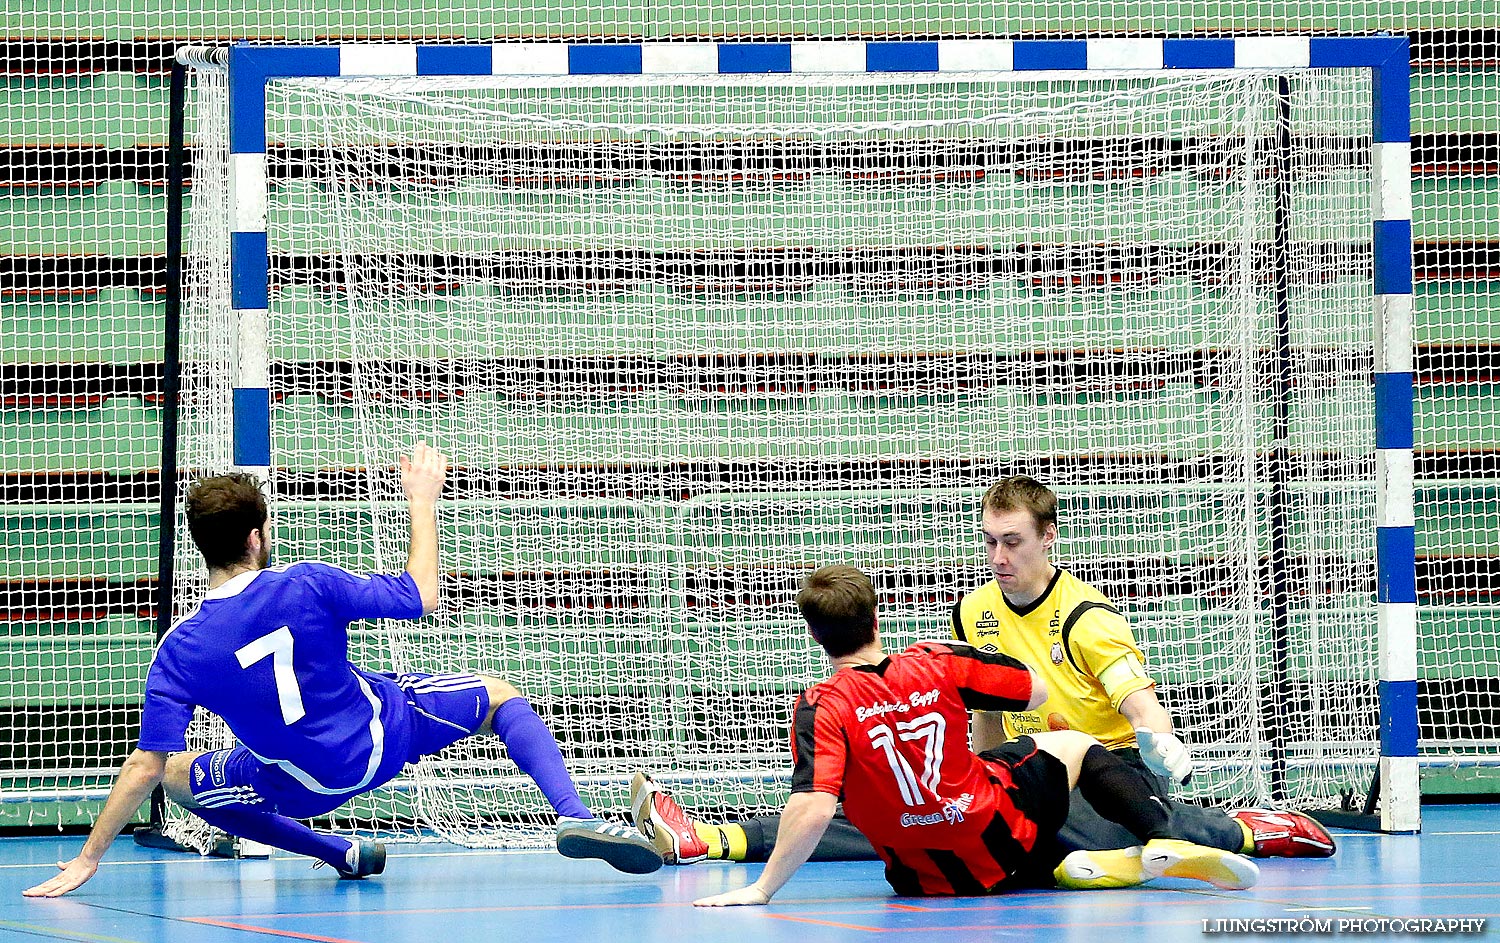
<box><xmin>174</xmin><ymin>63</ymin><xmax>1376</xmax><ymax>846</ymax></box>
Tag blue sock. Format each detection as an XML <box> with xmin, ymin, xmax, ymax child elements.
<box><xmin>491</xmin><ymin>697</ymin><xmax>592</xmax><ymax>819</ymax></box>
<box><xmin>191</xmin><ymin>804</ymin><xmax>351</xmax><ymax>866</ymax></box>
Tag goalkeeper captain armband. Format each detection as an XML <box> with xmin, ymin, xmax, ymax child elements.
<box><xmin>1097</xmin><ymin>653</ymin><xmax>1152</xmax><ymax>708</ymax></box>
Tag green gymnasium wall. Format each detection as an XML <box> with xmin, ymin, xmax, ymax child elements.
<box><xmin>1</xmin><ymin>2</ymin><xmax>1496</xmax><ymax>825</ymax></box>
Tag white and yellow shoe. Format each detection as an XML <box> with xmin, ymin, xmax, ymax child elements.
<box><xmin>1053</xmin><ymin>846</ymin><xmax>1146</xmax><ymax>889</ymax></box>
<box><xmin>1142</xmin><ymin>838</ymin><xmax>1259</xmax><ymax>890</ymax></box>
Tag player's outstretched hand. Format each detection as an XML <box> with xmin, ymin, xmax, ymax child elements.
<box><xmin>1136</xmin><ymin>727</ymin><xmax>1194</xmax><ymax>785</ymax></box>
<box><xmin>22</xmin><ymin>857</ymin><xmax>98</xmax><ymax>898</ymax></box>
<box><xmin>400</xmin><ymin>442</ymin><xmax>448</xmax><ymax>506</ymax></box>
<box><xmin>693</xmin><ymin>884</ymin><xmax>772</xmax><ymax>907</ymax></box>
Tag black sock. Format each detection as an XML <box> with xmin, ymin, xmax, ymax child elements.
<box><xmin>742</xmin><ymin>816</ymin><xmax>770</xmax><ymax>862</ymax></box>
<box><xmin>1075</xmin><ymin>745</ymin><xmax>1173</xmax><ymax>842</ymax></box>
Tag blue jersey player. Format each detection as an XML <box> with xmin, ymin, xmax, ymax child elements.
<box><xmin>24</xmin><ymin>443</ymin><xmax>660</xmax><ymax>897</ymax></box>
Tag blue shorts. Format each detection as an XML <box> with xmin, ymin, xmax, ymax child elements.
<box><xmin>188</xmin><ymin>671</ymin><xmax>491</xmax><ymax>819</ymax></box>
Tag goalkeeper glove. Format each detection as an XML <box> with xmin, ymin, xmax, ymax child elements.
<box><xmin>1135</xmin><ymin>727</ymin><xmax>1193</xmax><ymax>785</ymax></box>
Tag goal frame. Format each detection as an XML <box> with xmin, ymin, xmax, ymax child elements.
<box><xmin>193</xmin><ymin>35</ymin><xmax>1416</xmax><ymax>831</ymax></box>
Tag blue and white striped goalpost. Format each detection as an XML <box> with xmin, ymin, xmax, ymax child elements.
<box><xmin>198</xmin><ymin>35</ymin><xmax>1416</xmax><ymax>833</ymax></box>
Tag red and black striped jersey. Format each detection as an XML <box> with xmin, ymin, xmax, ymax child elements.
<box><xmin>790</xmin><ymin>640</ymin><xmax>1041</xmax><ymax>890</ymax></box>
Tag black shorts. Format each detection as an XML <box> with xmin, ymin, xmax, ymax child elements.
<box><xmin>977</xmin><ymin>736</ymin><xmax>1072</xmax><ymax>888</ymax></box>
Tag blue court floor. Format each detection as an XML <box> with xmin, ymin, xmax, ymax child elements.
<box><xmin>3</xmin><ymin>806</ymin><xmax>1498</xmax><ymax>943</ymax></box>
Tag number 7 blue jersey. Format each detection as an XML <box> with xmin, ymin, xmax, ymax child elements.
<box><xmin>139</xmin><ymin>562</ymin><xmax>426</xmax><ymax>795</ymax></box>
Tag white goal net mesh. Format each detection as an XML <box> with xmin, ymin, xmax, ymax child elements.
<box><xmin>172</xmin><ymin>66</ymin><xmax>1375</xmax><ymax>845</ymax></box>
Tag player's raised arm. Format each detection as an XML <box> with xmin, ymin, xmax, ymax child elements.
<box><xmin>400</xmin><ymin>442</ymin><xmax>448</xmax><ymax>614</ymax></box>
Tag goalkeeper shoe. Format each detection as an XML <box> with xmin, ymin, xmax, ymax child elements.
<box><xmin>629</xmin><ymin>771</ymin><xmax>710</xmax><ymax>865</ymax></box>
<box><xmin>1053</xmin><ymin>847</ymin><xmax>1146</xmax><ymax>889</ymax></box>
<box><xmin>1229</xmin><ymin>809</ymin><xmax>1337</xmax><ymax>858</ymax></box>
<box><xmin>1142</xmin><ymin>839</ymin><xmax>1258</xmax><ymax>891</ymax></box>
<box><xmin>556</xmin><ymin>816</ymin><xmax>664</xmax><ymax>874</ymax></box>
<box><xmin>335</xmin><ymin>839</ymin><xmax>386</xmax><ymax>880</ymax></box>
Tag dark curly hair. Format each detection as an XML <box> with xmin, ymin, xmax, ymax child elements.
<box><xmin>185</xmin><ymin>473</ymin><xmax>268</xmax><ymax>570</ymax></box>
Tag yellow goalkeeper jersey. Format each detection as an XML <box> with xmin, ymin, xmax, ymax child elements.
<box><xmin>950</xmin><ymin>568</ymin><xmax>1153</xmax><ymax>750</ymax></box>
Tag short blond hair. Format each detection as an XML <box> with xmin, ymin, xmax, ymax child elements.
<box><xmin>981</xmin><ymin>476</ymin><xmax>1057</xmax><ymax>535</ymax></box>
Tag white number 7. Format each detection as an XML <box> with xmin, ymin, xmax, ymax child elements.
<box><xmin>867</xmin><ymin>712</ymin><xmax>946</xmax><ymax>806</ymax></box>
<box><xmin>235</xmin><ymin>626</ymin><xmax>307</xmax><ymax>725</ymax></box>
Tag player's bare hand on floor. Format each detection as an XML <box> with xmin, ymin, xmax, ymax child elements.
<box><xmin>22</xmin><ymin>857</ymin><xmax>98</xmax><ymax>898</ymax></box>
<box><xmin>693</xmin><ymin>884</ymin><xmax>772</xmax><ymax>907</ymax></box>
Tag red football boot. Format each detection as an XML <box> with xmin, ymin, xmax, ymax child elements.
<box><xmin>1229</xmin><ymin>809</ymin><xmax>1337</xmax><ymax>857</ymax></box>
<box><xmin>629</xmin><ymin>771</ymin><xmax>710</xmax><ymax>865</ymax></box>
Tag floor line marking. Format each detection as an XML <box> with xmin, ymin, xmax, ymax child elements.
<box><xmin>1330</xmin><ymin>830</ymin><xmax>1500</xmax><ymax>838</ymax></box>
<box><xmin>764</xmin><ymin>913</ymin><xmax>888</xmax><ymax>932</ymax></box>
<box><xmin>0</xmin><ymin>920</ymin><xmax>145</xmax><ymax>943</ymax></box>
<box><xmin>193</xmin><ymin>882</ymin><xmax>1500</xmax><ymax>922</ymax></box>
<box><xmin>766</xmin><ymin>913</ymin><xmax>1219</xmax><ymax>932</ymax></box>
<box><xmin>196</xmin><ymin>901</ymin><xmax>695</xmax><ymax>919</ymax></box>
<box><xmin>183</xmin><ymin>918</ymin><xmax>368</xmax><ymax>943</ymax></box>
<box><xmin>0</xmin><ymin>849</ymin><xmax>524</xmax><ymax>872</ymax></box>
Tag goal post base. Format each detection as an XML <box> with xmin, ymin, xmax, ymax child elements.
<box><xmin>1307</xmin><ymin>809</ymin><xmax>1384</xmax><ymax>832</ymax></box>
<box><xmin>1305</xmin><ymin>766</ymin><xmax>1412</xmax><ymax>834</ymax></box>
<box><xmin>213</xmin><ymin>836</ymin><xmax>272</xmax><ymax>859</ymax></box>
<box><xmin>131</xmin><ymin>825</ymin><xmax>199</xmax><ymax>854</ymax></box>
<box><xmin>132</xmin><ymin>826</ymin><xmax>271</xmax><ymax>858</ymax></box>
